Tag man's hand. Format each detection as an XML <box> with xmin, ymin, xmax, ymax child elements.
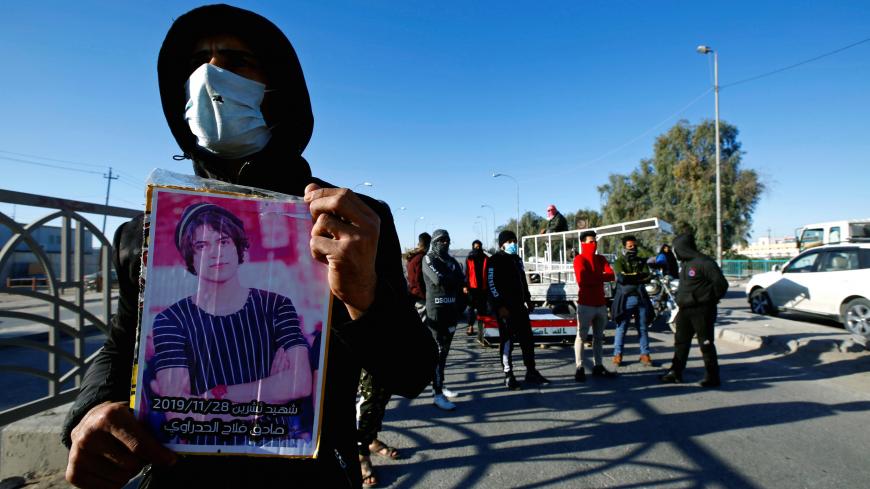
<box><xmin>66</xmin><ymin>401</ymin><xmax>176</xmax><ymax>489</ymax></box>
<box><xmin>305</xmin><ymin>184</ymin><xmax>380</xmax><ymax>320</ymax></box>
<box><xmin>497</xmin><ymin>306</ymin><xmax>510</xmax><ymax>320</ymax></box>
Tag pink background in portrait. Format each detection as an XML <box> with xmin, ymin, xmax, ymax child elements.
<box><xmin>144</xmin><ymin>187</ymin><xmax>329</xmax><ymax>338</ymax></box>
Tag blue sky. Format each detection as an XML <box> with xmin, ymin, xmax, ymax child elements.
<box><xmin>1</xmin><ymin>1</ymin><xmax>868</xmax><ymax>250</ymax></box>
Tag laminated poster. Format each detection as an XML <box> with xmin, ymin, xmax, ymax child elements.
<box><xmin>131</xmin><ymin>169</ymin><xmax>331</xmax><ymax>458</ymax></box>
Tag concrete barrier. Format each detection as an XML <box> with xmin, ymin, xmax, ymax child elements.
<box><xmin>0</xmin><ymin>403</ymin><xmax>70</xmax><ymax>480</ymax></box>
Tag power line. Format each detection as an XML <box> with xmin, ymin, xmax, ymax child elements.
<box><xmin>572</xmin><ymin>87</ymin><xmax>713</xmax><ymax>170</ymax></box>
<box><xmin>0</xmin><ymin>155</ymin><xmax>104</xmax><ymax>175</ymax></box>
<box><xmin>722</xmin><ymin>35</ymin><xmax>870</xmax><ymax>89</ymax></box>
<box><xmin>0</xmin><ymin>149</ymin><xmax>107</xmax><ymax>169</ymax></box>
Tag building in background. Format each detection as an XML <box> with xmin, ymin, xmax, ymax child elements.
<box><xmin>732</xmin><ymin>236</ymin><xmax>799</xmax><ymax>259</ymax></box>
<box><xmin>0</xmin><ymin>224</ymin><xmax>96</xmax><ymax>286</ymax></box>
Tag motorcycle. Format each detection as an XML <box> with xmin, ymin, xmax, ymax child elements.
<box><xmin>645</xmin><ymin>268</ymin><xmax>680</xmax><ymax>333</ymax></box>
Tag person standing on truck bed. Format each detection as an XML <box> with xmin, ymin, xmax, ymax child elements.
<box><xmin>572</xmin><ymin>230</ymin><xmax>617</xmax><ymax>381</ymax></box>
<box><xmin>487</xmin><ymin>230</ymin><xmax>550</xmax><ymax>390</ymax></box>
<box><xmin>611</xmin><ymin>235</ymin><xmax>654</xmax><ymax>367</ymax></box>
<box><xmin>541</xmin><ymin>204</ymin><xmax>568</xmax><ymax>234</ymax></box>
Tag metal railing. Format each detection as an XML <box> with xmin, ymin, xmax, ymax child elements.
<box><xmin>0</xmin><ymin>189</ymin><xmax>139</xmax><ymax>426</ymax></box>
<box><xmin>721</xmin><ymin>259</ymin><xmax>790</xmax><ymax>278</ymax></box>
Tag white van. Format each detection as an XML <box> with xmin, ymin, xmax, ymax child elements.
<box><xmin>796</xmin><ymin>219</ymin><xmax>870</xmax><ymax>251</ymax></box>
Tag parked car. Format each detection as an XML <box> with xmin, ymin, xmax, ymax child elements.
<box><xmin>746</xmin><ymin>243</ymin><xmax>870</xmax><ymax>340</ymax></box>
<box><xmin>84</xmin><ymin>269</ymin><xmax>119</xmax><ymax>290</ymax></box>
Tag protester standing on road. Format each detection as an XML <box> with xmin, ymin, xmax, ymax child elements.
<box><xmin>406</xmin><ymin>232</ymin><xmax>432</xmax><ymax>318</ymax></box>
<box><xmin>487</xmin><ymin>230</ymin><xmax>550</xmax><ymax>390</ymax></box>
<box><xmin>62</xmin><ymin>5</ymin><xmax>436</xmax><ymax>488</ymax></box>
<box><xmin>660</xmin><ymin>233</ymin><xmax>729</xmax><ymax>387</ymax></box>
<box><xmin>655</xmin><ymin>244</ymin><xmax>679</xmax><ymax>279</ymax></box>
<box><xmin>356</xmin><ymin>370</ymin><xmax>399</xmax><ymax>487</ymax></box>
<box><xmin>422</xmin><ymin>229</ymin><xmax>466</xmax><ymax>410</ymax></box>
<box><xmin>572</xmin><ymin>230</ymin><xmax>617</xmax><ymax>381</ymax></box>
<box><xmin>611</xmin><ymin>235</ymin><xmax>654</xmax><ymax>367</ymax></box>
<box><xmin>464</xmin><ymin>239</ymin><xmax>488</xmax><ymax>336</ymax></box>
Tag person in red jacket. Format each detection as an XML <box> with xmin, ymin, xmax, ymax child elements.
<box><xmin>572</xmin><ymin>230</ymin><xmax>617</xmax><ymax>381</ymax></box>
<box><xmin>464</xmin><ymin>240</ymin><xmax>488</xmax><ymax>335</ymax></box>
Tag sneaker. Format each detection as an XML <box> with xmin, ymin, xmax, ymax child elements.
<box><xmin>433</xmin><ymin>393</ymin><xmax>456</xmax><ymax>410</ymax></box>
<box><xmin>574</xmin><ymin>367</ymin><xmax>586</xmax><ymax>382</ymax></box>
<box><xmin>639</xmin><ymin>354</ymin><xmax>653</xmax><ymax>366</ymax></box>
<box><xmin>504</xmin><ymin>373</ymin><xmax>521</xmax><ymax>390</ymax></box>
<box><xmin>524</xmin><ymin>369</ymin><xmax>550</xmax><ymax>385</ymax></box>
<box><xmin>659</xmin><ymin>370</ymin><xmax>683</xmax><ymax>384</ymax></box>
<box><xmin>592</xmin><ymin>365</ymin><xmax>617</xmax><ymax>378</ymax></box>
<box><xmin>441</xmin><ymin>387</ymin><xmax>459</xmax><ymax>399</ymax></box>
<box><xmin>612</xmin><ymin>354</ymin><xmax>623</xmax><ymax>367</ymax></box>
<box><xmin>699</xmin><ymin>376</ymin><xmax>721</xmax><ymax>388</ymax></box>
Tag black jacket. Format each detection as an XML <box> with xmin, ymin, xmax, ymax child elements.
<box><xmin>486</xmin><ymin>250</ymin><xmax>531</xmax><ymax>313</ymax></box>
<box><xmin>422</xmin><ymin>252</ymin><xmax>465</xmax><ymax>325</ymax></box>
<box><xmin>611</xmin><ymin>251</ymin><xmax>653</xmax><ymax>321</ymax></box>
<box><xmin>61</xmin><ymin>5</ymin><xmax>436</xmax><ymax>488</ymax></box>
<box><xmin>546</xmin><ymin>212</ymin><xmax>568</xmax><ymax>233</ymax></box>
<box><xmin>673</xmin><ymin>233</ymin><xmax>729</xmax><ymax>309</ymax></box>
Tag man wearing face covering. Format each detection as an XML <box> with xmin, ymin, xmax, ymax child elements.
<box><xmin>572</xmin><ymin>230</ymin><xmax>617</xmax><ymax>381</ymax></box>
<box><xmin>660</xmin><ymin>233</ymin><xmax>729</xmax><ymax>387</ymax></box>
<box><xmin>62</xmin><ymin>5</ymin><xmax>436</xmax><ymax>488</ymax></box>
<box><xmin>486</xmin><ymin>230</ymin><xmax>550</xmax><ymax>390</ymax></box>
<box><xmin>422</xmin><ymin>229</ymin><xmax>465</xmax><ymax>411</ymax></box>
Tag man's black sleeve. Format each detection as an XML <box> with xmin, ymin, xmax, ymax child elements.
<box><xmin>708</xmin><ymin>260</ymin><xmax>729</xmax><ymax>301</ymax></box>
<box><xmin>329</xmin><ymin>201</ymin><xmax>436</xmax><ymax>399</ymax></box>
<box><xmin>62</xmin><ymin>217</ymin><xmax>142</xmax><ymax>448</ymax></box>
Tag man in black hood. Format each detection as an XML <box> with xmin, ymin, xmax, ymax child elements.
<box><xmin>486</xmin><ymin>230</ymin><xmax>550</xmax><ymax>390</ymax></box>
<box><xmin>63</xmin><ymin>5</ymin><xmax>436</xmax><ymax>488</ymax></box>
<box><xmin>422</xmin><ymin>229</ymin><xmax>465</xmax><ymax>411</ymax></box>
<box><xmin>660</xmin><ymin>233</ymin><xmax>729</xmax><ymax>387</ymax></box>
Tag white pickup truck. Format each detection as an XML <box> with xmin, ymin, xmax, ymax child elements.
<box><xmin>476</xmin><ymin>217</ymin><xmax>674</xmax><ymax>345</ymax></box>
<box><xmin>796</xmin><ymin>219</ymin><xmax>870</xmax><ymax>252</ymax></box>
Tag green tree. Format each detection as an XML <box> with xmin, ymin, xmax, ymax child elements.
<box><xmin>598</xmin><ymin>119</ymin><xmax>764</xmax><ymax>255</ymax></box>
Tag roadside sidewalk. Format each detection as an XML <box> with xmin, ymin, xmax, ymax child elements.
<box><xmin>0</xmin><ymin>290</ymin><xmax>118</xmax><ymax>311</ymax></box>
<box><xmin>714</xmin><ymin>288</ymin><xmax>867</xmax><ymax>355</ymax></box>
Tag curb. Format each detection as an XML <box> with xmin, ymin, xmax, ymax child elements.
<box><xmin>715</xmin><ymin>327</ymin><xmax>867</xmax><ymax>354</ymax></box>
<box><xmin>716</xmin><ymin>328</ymin><xmax>766</xmax><ymax>350</ymax></box>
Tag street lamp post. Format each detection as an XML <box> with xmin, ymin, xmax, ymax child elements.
<box><xmin>353</xmin><ymin>181</ymin><xmax>374</xmax><ymax>191</ymax></box>
<box><xmin>481</xmin><ymin>203</ymin><xmax>496</xmax><ymax>249</ymax></box>
<box><xmin>476</xmin><ymin>215</ymin><xmax>488</xmax><ymax>247</ymax></box>
<box><xmin>697</xmin><ymin>45</ymin><xmax>722</xmax><ymax>266</ymax></box>
<box><xmin>492</xmin><ymin>173</ymin><xmax>520</xmax><ymax>243</ymax></box>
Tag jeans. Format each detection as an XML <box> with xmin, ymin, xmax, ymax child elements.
<box><xmin>613</xmin><ymin>295</ymin><xmax>650</xmax><ymax>355</ymax></box>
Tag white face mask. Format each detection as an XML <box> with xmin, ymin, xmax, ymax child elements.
<box><xmin>184</xmin><ymin>63</ymin><xmax>272</xmax><ymax>159</ymax></box>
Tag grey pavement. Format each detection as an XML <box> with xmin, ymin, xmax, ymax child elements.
<box><xmin>2</xmin><ymin>287</ymin><xmax>869</xmax><ymax>488</ymax></box>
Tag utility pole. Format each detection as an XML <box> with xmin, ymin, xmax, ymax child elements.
<box><xmin>102</xmin><ymin>167</ymin><xmax>119</xmax><ymax>235</ymax></box>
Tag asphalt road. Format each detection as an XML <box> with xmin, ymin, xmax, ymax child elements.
<box><xmin>4</xmin><ymin>292</ymin><xmax>869</xmax><ymax>489</ymax></box>
<box><xmin>366</xmin><ymin>295</ymin><xmax>870</xmax><ymax>489</ymax></box>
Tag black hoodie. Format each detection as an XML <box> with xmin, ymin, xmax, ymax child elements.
<box><xmin>672</xmin><ymin>233</ymin><xmax>729</xmax><ymax>308</ymax></box>
<box><xmin>62</xmin><ymin>5</ymin><xmax>436</xmax><ymax>487</ymax></box>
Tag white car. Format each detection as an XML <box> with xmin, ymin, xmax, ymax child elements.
<box><xmin>746</xmin><ymin>243</ymin><xmax>870</xmax><ymax>340</ymax></box>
